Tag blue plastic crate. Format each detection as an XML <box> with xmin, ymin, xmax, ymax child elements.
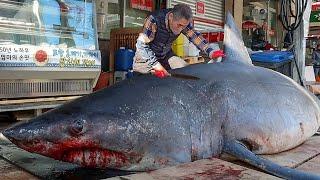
<box><xmin>250</xmin><ymin>51</ymin><xmax>294</xmax><ymax>63</ymax></box>
<box><xmin>115</xmin><ymin>47</ymin><xmax>135</xmax><ymax>71</ymax></box>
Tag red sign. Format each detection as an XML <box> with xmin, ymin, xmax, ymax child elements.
<box><xmin>131</xmin><ymin>0</ymin><xmax>139</xmax><ymax>9</ymax></box>
<box><xmin>268</xmin><ymin>29</ymin><xmax>275</xmax><ymax>36</ymax></box>
<box><xmin>312</xmin><ymin>2</ymin><xmax>320</xmax><ymax>11</ymax></box>
<box><xmin>196</xmin><ymin>1</ymin><xmax>205</xmax><ymax>15</ymax></box>
<box><xmin>130</xmin><ymin>0</ymin><xmax>153</xmax><ymax>12</ymax></box>
<box><xmin>201</xmin><ymin>32</ymin><xmax>224</xmax><ymax>43</ymax></box>
<box><xmin>242</xmin><ymin>21</ymin><xmax>259</xmax><ymax>29</ymax></box>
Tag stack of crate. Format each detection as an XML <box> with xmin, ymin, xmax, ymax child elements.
<box><xmin>172</xmin><ymin>34</ymin><xmax>203</xmax><ymax>65</ymax></box>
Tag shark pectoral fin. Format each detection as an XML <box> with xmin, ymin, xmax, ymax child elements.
<box><xmin>223</xmin><ymin>12</ymin><xmax>253</xmax><ymax>66</ymax></box>
<box><xmin>222</xmin><ymin>139</ymin><xmax>320</xmax><ymax>180</ymax></box>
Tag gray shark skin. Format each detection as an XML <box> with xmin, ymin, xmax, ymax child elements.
<box><xmin>3</xmin><ymin>13</ymin><xmax>320</xmax><ymax>179</ymax></box>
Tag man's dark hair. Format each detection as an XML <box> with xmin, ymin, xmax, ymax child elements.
<box><xmin>171</xmin><ymin>4</ymin><xmax>193</xmax><ymax>20</ymax></box>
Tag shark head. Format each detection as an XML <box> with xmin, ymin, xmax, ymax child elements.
<box><xmin>2</xmin><ymin>102</ymin><xmax>144</xmax><ymax>170</ymax></box>
<box><xmin>2</xmin><ymin>78</ymin><xmax>199</xmax><ymax>171</ymax></box>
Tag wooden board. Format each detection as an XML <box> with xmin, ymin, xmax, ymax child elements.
<box><xmin>108</xmin><ymin>158</ymin><xmax>279</xmax><ymax>180</ymax></box>
<box><xmin>0</xmin><ymin>96</ymin><xmax>81</xmax><ymax>105</ymax></box>
<box><xmin>261</xmin><ymin>136</ymin><xmax>320</xmax><ymax>168</ymax></box>
<box><xmin>183</xmin><ymin>56</ymin><xmax>205</xmax><ymax>64</ymax></box>
<box><xmin>296</xmin><ymin>154</ymin><xmax>320</xmax><ymax>175</ymax></box>
<box><xmin>115</xmin><ymin>136</ymin><xmax>320</xmax><ymax>179</ymax></box>
<box><xmin>0</xmin><ymin>96</ymin><xmax>82</xmax><ymax>112</ymax></box>
<box><xmin>0</xmin><ymin>157</ymin><xmax>37</xmax><ymax>180</ymax></box>
<box><xmin>306</xmin><ymin>83</ymin><xmax>320</xmax><ymax>95</ymax></box>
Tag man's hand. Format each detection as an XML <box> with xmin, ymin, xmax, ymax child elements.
<box><xmin>151</xmin><ymin>63</ymin><xmax>169</xmax><ymax>78</ymax></box>
<box><xmin>210</xmin><ymin>50</ymin><xmax>226</xmax><ymax>59</ymax></box>
<box><xmin>154</xmin><ymin>70</ymin><xmax>167</xmax><ymax>78</ymax></box>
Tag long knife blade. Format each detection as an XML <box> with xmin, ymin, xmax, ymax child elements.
<box><xmin>169</xmin><ymin>73</ymin><xmax>200</xmax><ymax>80</ymax></box>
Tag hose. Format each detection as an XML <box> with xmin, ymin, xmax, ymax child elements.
<box><xmin>280</xmin><ymin>0</ymin><xmax>307</xmax><ymax>87</ymax></box>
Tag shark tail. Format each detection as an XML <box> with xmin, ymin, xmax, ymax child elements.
<box><xmin>223</xmin><ymin>139</ymin><xmax>320</xmax><ymax>179</ymax></box>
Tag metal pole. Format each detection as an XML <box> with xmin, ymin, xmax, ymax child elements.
<box><xmin>119</xmin><ymin>0</ymin><xmax>126</xmax><ymax>28</ymax></box>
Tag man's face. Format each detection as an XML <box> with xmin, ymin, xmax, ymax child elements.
<box><xmin>168</xmin><ymin>13</ymin><xmax>190</xmax><ymax>35</ymax></box>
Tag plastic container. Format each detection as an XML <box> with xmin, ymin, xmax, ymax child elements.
<box><xmin>250</xmin><ymin>51</ymin><xmax>294</xmax><ymax>63</ymax></box>
<box><xmin>114</xmin><ymin>71</ymin><xmax>127</xmax><ymax>84</ymax></box>
<box><xmin>115</xmin><ymin>47</ymin><xmax>135</xmax><ymax>71</ymax></box>
<box><xmin>175</xmin><ymin>34</ymin><xmax>184</xmax><ymax>44</ymax></box>
<box><xmin>93</xmin><ymin>72</ymin><xmax>110</xmax><ymax>91</ymax></box>
<box><xmin>250</xmin><ymin>51</ymin><xmax>294</xmax><ymax>78</ymax></box>
<box><xmin>113</xmin><ymin>70</ymin><xmax>134</xmax><ymax>84</ymax></box>
<box><xmin>172</xmin><ymin>44</ymin><xmax>184</xmax><ymax>57</ymax></box>
<box><xmin>172</xmin><ymin>34</ymin><xmax>184</xmax><ymax>57</ymax></box>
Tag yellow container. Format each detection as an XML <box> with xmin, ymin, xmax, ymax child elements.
<box><xmin>172</xmin><ymin>34</ymin><xmax>184</xmax><ymax>57</ymax></box>
<box><xmin>175</xmin><ymin>34</ymin><xmax>184</xmax><ymax>45</ymax></box>
<box><xmin>172</xmin><ymin>44</ymin><xmax>184</xmax><ymax>57</ymax></box>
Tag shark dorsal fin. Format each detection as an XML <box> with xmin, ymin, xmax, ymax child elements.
<box><xmin>223</xmin><ymin>12</ymin><xmax>252</xmax><ymax>65</ymax></box>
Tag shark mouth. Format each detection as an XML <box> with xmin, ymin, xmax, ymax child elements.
<box><xmin>11</xmin><ymin>139</ymin><xmax>132</xmax><ymax>169</ymax></box>
<box><xmin>61</xmin><ymin>148</ymin><xmax>130</xmax><ymax>169</ymax></box>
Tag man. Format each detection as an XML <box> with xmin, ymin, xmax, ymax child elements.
<box><xmin>283</xmin><ymin>24</ymin><xmax>295</xmax><ymax>49</ymax></box>
<box><xmin>251</xmin><ymin>27</ymin><xmax>266</xmax><ymax>51</ymax></box>
<box><xmin>313</xmin><ymin>44</ymin><xmax>320</xmax><ymax>78</ymax></box>
<box><xmin>133</xmin><ymin>3</ymin><xmax>225</xmax><ymax>78</ymax></box>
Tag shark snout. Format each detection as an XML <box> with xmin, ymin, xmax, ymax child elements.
<box><xmin>2</xmin><ymin>127</ymin><xmax>32</xmax><ymax>145</ymax></box>
<box><xmin>2</xmin><ymin>128</ymin><xmax>16</xmax><ymax>142</ymax></box>
<box><xmin>2</xmin><ymin>123</ymin><xmax>40</xmax><ymax>143</ymax></box>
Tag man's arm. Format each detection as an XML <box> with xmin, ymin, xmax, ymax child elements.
<box><xmin>182</xmin><ymin>23</ymin><xmax>224</xmax><ymax>59</ymax></box>
<box><xmin>135</xmin><ymin>15</ymin><xmax>169</xmax><ymax>77</ymax></box>
<box><xmin>135</xmin><ymin>15</ymin><xmax>160</xmax><ymax>68</ymax></box>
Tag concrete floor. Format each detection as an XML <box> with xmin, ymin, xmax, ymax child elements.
<box><xmin>0</xmin><ymin>157</ymin><xmax>38</xmax><ymax>180</ymax></box>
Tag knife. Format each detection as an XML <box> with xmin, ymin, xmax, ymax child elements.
<box><xmin>169</xmin><ymin>73</ymin><xmax>200</xmax><ymax>80</ymax></box>
<box><xmin>154</xmin><ymin>70</ymin><xmax>200</xmax><ymax>80</ymax></box>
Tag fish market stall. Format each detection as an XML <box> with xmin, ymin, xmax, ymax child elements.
<box><xmin>0</xmin><ymin>1</ymin><xmax>319</xmax><ymax>179</ymax></box>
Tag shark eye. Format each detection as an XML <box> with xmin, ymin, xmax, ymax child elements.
<box><xmin>69</xmin><ymin>119</ymin><xmax>86</xmax><ymax>136</ymax></box>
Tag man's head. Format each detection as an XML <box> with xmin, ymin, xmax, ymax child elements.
<box><xmin>168</xmin><ymin>4</ymin><xmax>192</xmax><ymax>35</ymax></box>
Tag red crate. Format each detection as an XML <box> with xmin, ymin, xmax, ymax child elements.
<box><xmin>202</xmin><ymin>32</ymin><xmax>209</xmax><ymax>41</ymax></box>
<box><xmin>93</xmin><ymin>72</ymin><xmax>111</xmax><ymax>91</ymax></box>
<box><xmin>201</xmin><ymin>32</ymin><xmax>224</xmax><ymax>43</ymax></box>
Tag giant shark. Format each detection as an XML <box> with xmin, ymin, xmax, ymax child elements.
<box><xmin>3</xmin><ymin>13</ymin><xmax>320</xmax><ymax>179</ymax></box>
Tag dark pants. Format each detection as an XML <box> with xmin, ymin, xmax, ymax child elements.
<box><xmin>314</xmin><ymin>65</ymin><xmax>320</xmax><ymax>77</ymax></box>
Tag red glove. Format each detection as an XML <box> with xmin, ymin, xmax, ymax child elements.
<box><xmin>154</xmin><ymin>70</ymin><xmax>167</xmax><ymax>78</ymax></box>
<box><xmin>211</xmin><ymin>50</ymin><xmax>226</xmax><ymax>59</ymax></box>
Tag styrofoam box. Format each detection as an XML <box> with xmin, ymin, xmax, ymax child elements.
<box><xmin>114</xmin><ymin>71</ymin><xmax>127</xmax><ymax>84</ymax></box>
<box><xmin>184</xmin><ymin>43</ymin><xmax>200</xmax><ymax>57</ymax></box>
